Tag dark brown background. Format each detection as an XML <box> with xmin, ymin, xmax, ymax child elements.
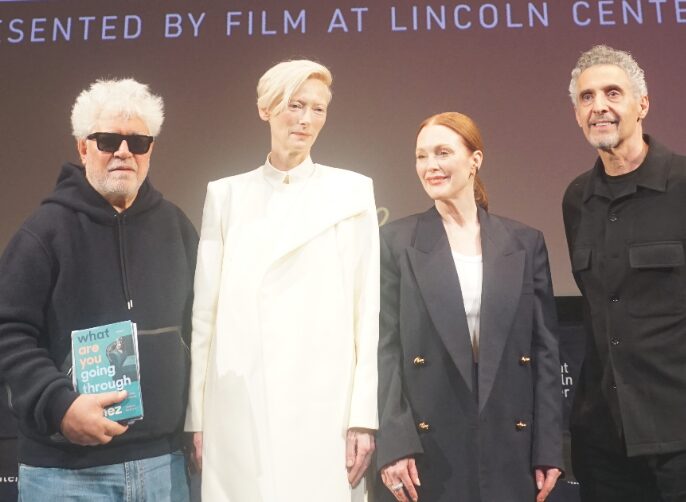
<box><xmin>2</xmin><ymin>0</ymin><xmax>685</xmax><ymax>295</ymax></box>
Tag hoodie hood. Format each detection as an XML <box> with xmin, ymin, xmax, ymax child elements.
<box><xmin>42</xmin><ymin>162</ymin><xmax>163</xmax><ymax>224</ymax></box>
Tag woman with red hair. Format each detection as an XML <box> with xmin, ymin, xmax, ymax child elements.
<box><xmin>375</xmin><ymin>112</ymin><xmax>563</xmax><ymax>502</ymax></box>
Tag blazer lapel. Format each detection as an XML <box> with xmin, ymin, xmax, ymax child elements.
<box><xmin>478</xmin><ymin>209</ymin><xmax>525</xmax><ymax>412</ymax></box>
<box><xmin>407</xmin><ymin>207</ymin><xmax>475</xmax><ymax>393</ymax></box>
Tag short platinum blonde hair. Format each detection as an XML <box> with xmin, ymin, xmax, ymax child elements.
<box><xmin>257</xmin><ymin>59</ymin><xmax>332</xmax><ymax>116</ymax></box>
<box><xmin>569</xmin><ymin>45</ymin><xmax>647</xmax><ymax>106</ymax></box>
<box><xmin>71</xmin><ymin>78</ymin><xmax>164</xmax><ymax>139</ymax></box>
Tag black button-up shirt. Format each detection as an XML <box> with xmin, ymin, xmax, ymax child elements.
<box><xmin>563</xmin><ymin>135</ymin><xmax>686</xmax><ymax>456</ymax></box>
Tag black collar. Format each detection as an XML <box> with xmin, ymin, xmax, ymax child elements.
<box><xmin>583</xmin><ymin>135</ymin><xmax>672</xmax><ymax>203</ymax></box>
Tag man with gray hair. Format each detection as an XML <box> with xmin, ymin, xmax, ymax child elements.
<box><xmin>0</xmin><ymin>78</ymin><xmax>197</xmax><ymax>501</ymax></box>
<box><xmin>563</xmin><ymin>45</ymin><xmax>686</xmax><ymax>501</ymax></box>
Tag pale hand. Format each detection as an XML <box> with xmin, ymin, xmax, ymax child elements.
<box><xmin>60</xmin><ymin>390</ymin><xmax>129</xmax><ymax>445</ymax></box>
<box><xmin>380</xmin><ymin>457</ymin><xmax>421</xmax><ymax>502</ymax></box>
<box><xmin>535</xmin><ymin>466</ymin><xmax>562</xmax><ymax>502</ymax></box>
<box><xmin>346</xmin><ymin>428</ymin><xmax>375</xmax><ymax>487</ymax></box>
<box><xmin>190</xmin><ymin>431</ymin><xmax>203</xmax><ymax>473</ymax></box>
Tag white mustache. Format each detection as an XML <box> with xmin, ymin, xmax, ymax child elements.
<box><xmin>107</xmin><ymin>162</ymin><xmax>135</xmax><ymax>171</ymax></box>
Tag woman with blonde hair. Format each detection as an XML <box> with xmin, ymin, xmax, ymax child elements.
<box><xmin>374</xmin><ymin>112</ymin><xmax>563</xmax><ymax>502</ymax></box>
<box><xmin>185</xmin><ymin>60</ymin><xmax>379</xmax><ymax>502</ymax></box>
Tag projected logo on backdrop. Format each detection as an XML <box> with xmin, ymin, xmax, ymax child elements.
<box><xmin>377</xmin><ymin>207</ymin><xmax>390</xmax><ymax>227</ymax></box>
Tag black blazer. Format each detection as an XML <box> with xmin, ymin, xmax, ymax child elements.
<box><xmin>374</xmin><ymin>207</ymin><xmax>562</xmax><ymax>502</ymax></box>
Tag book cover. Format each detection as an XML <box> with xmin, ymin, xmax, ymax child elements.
<box><xmin>71</xmin><ymin>320</ymin><xmax>144</xmax><ymax>423</ymax></box>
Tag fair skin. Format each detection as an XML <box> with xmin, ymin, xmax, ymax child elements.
<box><xmin>258</xmin><ymin>77</ymin><xmax>330</xmax><ymax>170</ymax></box>
<box><xmin>574</xmin><ymin>64</ymin><xmax>649</xmax><ymax>176</ymax></box>
<box><xmin>415</xmin><ymin>123</ymin><xmax>482</xmax><ymax>255</ymax></box>
<box><xmin>76</xmin><ymin>115</ymin><xmax>154</xmax><ymax>212</ymax></box>
<box><xmin>191</xmin><ymin>77</ymin><xmax>375</xmax><ymax>487</ymax></box>
<box><xmin>381</xmin><ymin>124</ymin><xmax>560</xmax><ymax>501</ymax></box>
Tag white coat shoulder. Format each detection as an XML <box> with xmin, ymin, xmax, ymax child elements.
<box><xmin>314</xmin><ymin>164</ymin><xmax>374</xmax><ymax>203</ymax></box>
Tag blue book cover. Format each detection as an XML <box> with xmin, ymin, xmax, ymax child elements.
<box><xmin>71</xmin><ymin>320</ymin><xmax>144</xmax><ymax>423</ymax></box>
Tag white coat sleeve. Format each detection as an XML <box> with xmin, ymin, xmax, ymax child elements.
<box><xmin>184</xmin><ymin>182</ymin><xmax>226</xmax><ymax>431</ymax></box>
<box><xmin>347</xmin><ymin>179</ymin><xmax>380</xmax><ymax>430</ymax></box>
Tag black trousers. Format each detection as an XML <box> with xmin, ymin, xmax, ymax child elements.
<box><xmin>571</xmin><ymin>431</ymin><xmax>686</xmax><ymax>502</ymax></box>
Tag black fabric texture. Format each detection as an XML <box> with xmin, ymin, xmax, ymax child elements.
<box><xmin>0</xmin><ymin>163</ymin><xmax>198</xmax><ymax>468</ymax></box>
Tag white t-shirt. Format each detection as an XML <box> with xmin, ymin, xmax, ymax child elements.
<box><xmin>452</xmin><ymin>251</ymin><xmax>483</xmax><ymax>361</ymax></box>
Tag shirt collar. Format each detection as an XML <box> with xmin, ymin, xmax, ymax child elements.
<box><xmin>262</xmin><ymin>155</ymin><xmax>316</xmax><ymax>188</ymax></box>
<box><xmin>583</xmin><ymin>135</ymin><xmax>671</xmax><ymax>203</ymax></box>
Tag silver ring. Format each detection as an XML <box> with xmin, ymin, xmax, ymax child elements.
<box><xmin>391</xmin><ymin>483</ymin><xmax>404</xmax><ymax>491</ymax></box>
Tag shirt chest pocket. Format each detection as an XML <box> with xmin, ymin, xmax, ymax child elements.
<box><xmin>572</xmin><ymin>247</ymin><xmax>591</xmax><ymax>273</ymax></box>
<box><xmin>627</xmin><ymin>241</ymin><xmax>685</xmax><ymax>317</ymax></box>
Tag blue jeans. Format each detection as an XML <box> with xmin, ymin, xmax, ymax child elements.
<box><xmin>18</xmin><ymin>451</ymin><xmax>190</xmax><ymax>502</ymax></box>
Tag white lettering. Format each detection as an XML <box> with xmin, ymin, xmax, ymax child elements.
<box><xmin>79</xmin><ymin>16</ymin><xmax>95</xmax><ymax>41</ymax></box>
<box><xmin>226</xmin><ymin>11</ymin><xmax>242</xmax><ymax>36</ymax></box>
<box><xmin>328</xmin><ymin>8</ymin><xmax>349</xmax><ymax>33</ymax></box>
<box><xmin>350</xmin><ymin>7</ymin><xmax>368</xmax><ymax>32</ymax></box>
<box><xmin>506</xmin><ymin>3</ymin><xmax>524</xmax><ymax>27</ymax></box>
<box><xmin>284</xmin><ymin>9</ymin><xmax>306</xmax><ymax>33</ymax></box>
<box><xmin>649</xmin><ymin>0</ymin><xmax>667</xmax><ymax>23</ymax></box>
<box><xmin>479</xmin><ymin>4</ymin><xmax>498</xmax><ymax>29</ymax></box>
<box><xmin>454</xmin><ymin>5</ymin><xmax>472</xmax><ymax>29</ymax></box>
<box><xmin>573</xmin><ymin>1</ymin><xmax>592</xmax><ymax>26</ymax></box>
<box><xmin>30</xmin><ymin>17</ymin><xmax>46</xmax><ymax>42</ymax></box>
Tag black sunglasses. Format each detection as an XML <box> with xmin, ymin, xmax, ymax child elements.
<box><xmin>86</xmin><ymin>132</ymin><xmax>154</xmax><ymax>154</ymax></box>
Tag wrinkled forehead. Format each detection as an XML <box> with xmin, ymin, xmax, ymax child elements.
<box><xmin>578</xmin><ymin>64</ymin><xmax>633</xmax><ymax>91</ymax></box>
<box><xmin>92</xmin><ymin>113</ymin><xmax>150</xmax><ymax>135</ymax></box>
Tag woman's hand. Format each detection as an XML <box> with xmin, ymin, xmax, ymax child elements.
<box><xmin>380</xmin><ymin>457</ymin><xmax>421</xmax><ymax>501</ymax></box>
<box><xmin>535</xmin><ymin>466</ymin><xmax>562</xmax><ymax>502</ymax></box>
<box><xmin>346</xmin><ymin>428</ymin><xmax>375</xmax><ymax>487</ymax></box>
<box><xmin>188</xmin><ymin>431</ymin><xmax>203</xmax><ymax>473</ymax></box>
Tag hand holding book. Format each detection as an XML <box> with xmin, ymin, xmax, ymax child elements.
<box><xmin>60</xmin><ymin>390</ymin><xmax>129</xmax><ymax>445</ymax></box>
<box><xmin>71</xmin><ymin>321</ymin><xmax>144</xmax><ymax>424</ymax></box>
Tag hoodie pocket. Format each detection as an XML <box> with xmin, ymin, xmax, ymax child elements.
<box><xmin>134</xmin><ymin>326</ymin><xmax>189</xmax><ymax>436</ymax></box>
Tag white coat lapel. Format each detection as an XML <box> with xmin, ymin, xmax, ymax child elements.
<box><xmin>267</xmin><ymin>165</ymin><xmax>369</xmax><ymax>266</ymax></box>
<box><xmin>478</xmin><ymin>209</ymin><xmax>525</xmax><ymax>412</ymax></box>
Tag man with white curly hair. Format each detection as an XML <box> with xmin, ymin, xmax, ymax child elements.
<box><xmin>0</xmin><ymin>78</ymin><xmax>197</xmax><ymax>501</ymax></box>
<box><xmin>563</xmin><ymin>45</ymin><xmax>686</xmax><ymax>501</ymax></box>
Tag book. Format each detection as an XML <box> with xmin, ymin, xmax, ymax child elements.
<box><xmin>71</xmin><ymin>320</ymin><xmax>144</xmax><ymax>423</ymax></box>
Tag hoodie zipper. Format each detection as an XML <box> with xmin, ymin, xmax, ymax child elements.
<box><xmin>115</xmin><ymin>213</ymin><xmax>134</xmax><ymax>310</ymax></box>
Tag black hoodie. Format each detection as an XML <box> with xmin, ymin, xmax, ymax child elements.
<box><xmin>0</xmin><ymin>163</ymin><xmax>198</xmax><ymax>468</ymax></box>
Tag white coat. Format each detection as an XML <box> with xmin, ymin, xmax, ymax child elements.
<box><xmin>185</xmin><ymin>158</ymin><xmax>379</xmax><ymax>502</ymax></box>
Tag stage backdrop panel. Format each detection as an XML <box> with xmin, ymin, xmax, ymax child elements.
<box><xmin>2</xmin><ymin>0</ymin><xmax>686</xmax><ymax>295</ymax></box>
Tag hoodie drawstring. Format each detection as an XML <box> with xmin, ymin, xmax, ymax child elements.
<box><xmin>116</xmin><ymin>214</ymin><xmax>134</xmax><ymax>310</ymax></box>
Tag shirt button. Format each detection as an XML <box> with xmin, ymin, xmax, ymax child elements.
<box><xmin>515</xmin><ymin>420</ymin><xmax>528</xmax><ymax>431</ymax></box>
<box><xmin>609</xmin><ymin>296</ymin><xmax>620</xmax><ymax>302</ymax></box>
<box><xmin>413</xmin><ymin>356</ymin><xmax>426</xmax><ymax>366</ymax></box>
<box><xmin>609</xmin><ymin>213</ymin><xmax>618</xmax><ymax>222</ymax></box>
<box><xmin>610</xmin><ymin>337</ymin><xmax>621</xmax><ymax>346</ymax></box>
